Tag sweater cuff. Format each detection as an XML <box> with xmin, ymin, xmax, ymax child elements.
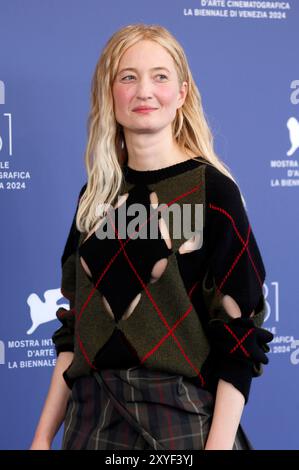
<box><xmin>215</xmin><ymin>358</ymin><xmax>253</xmax><ymax>404</ymax></box>
<box><xmin>54</xmin><ymin>343</ymin><xmax>74</xmax><ymax>356</ymax></box>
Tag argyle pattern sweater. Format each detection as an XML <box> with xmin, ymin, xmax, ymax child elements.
<box><xmin>52</xmin><ymin>157</ymin><xmax>270</xmax><ymax>403</ymax></box>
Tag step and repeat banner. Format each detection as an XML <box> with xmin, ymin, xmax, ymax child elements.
<box><xmin>0</xmin><ymin>0</ymin><xmax>298</xmax><ymax>450</ymax></box>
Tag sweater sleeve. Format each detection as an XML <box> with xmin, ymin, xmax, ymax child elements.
<box><xmin>52</xmin><ymin>183</ymin><xmax>87</xmax><ymax>356</ymax></box>
<box><xmin>202</xmin><ymin>164</ymin><xmax>272</xmax><ymax>403</ymax></box>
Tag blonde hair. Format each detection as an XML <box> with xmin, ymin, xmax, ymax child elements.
<box><xmin>76</xmin><ymin>23</ymin><xmax>239</xmax><ymax>234</ymax></box>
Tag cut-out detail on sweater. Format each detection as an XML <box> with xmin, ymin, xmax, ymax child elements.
<box><xmin>178</xmin><ymin>232</ymin><xmax>202</xmax><ymax>254</ymax></box>
<box><xmin>52</xmin><ymin>160</ymin><xmax>268</xmax><ymax>404</ymax></box>
<box><xmin>79</xmin><ymin>188</ymin><xmax>205</xmax><ymax>321</ymax></box>
<box><xmin>78</xmin><ymin>184</ymin><xmax>173</xmax><ymax>323</ymax></box>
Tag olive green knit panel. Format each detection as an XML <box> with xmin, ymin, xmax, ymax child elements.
<box><xmin>121</xmin><ymin>164</ymin><xmax>205</xmax><ymax>254</ymax></box>
<box><xmin>66</xmin><ymin>233</ymin><xmax>116</xmax><ymax>381</ymax></box>
<box><xmin>61</xmin><ymin>253</ymin><xmax>76</xmax><ymax>306</ymax></box>
<box><xmin>118</xmin><ymin>251</ymin><xmax>210</xmax><ymax>379</ymax></box>
<box><xmin>146</xmin><ymin>165</ymin><xmax>205</xmax><ymax>254</ymax></box>
<box><xmin>65</xmin><ymin>164</ymin><xmax>210</xmax><ymax>383</ymax></box>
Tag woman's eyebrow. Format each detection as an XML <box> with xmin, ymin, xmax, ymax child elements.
<box><xmin>118</xmin><ymin>66</ymin><xmax>171</xmax><ymax>75</ymax></box>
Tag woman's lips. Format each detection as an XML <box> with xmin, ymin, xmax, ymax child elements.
<box><xmin>133</xmin><ymin>107</ymin><xmax>158</xmax><ymax>113</ymax></box>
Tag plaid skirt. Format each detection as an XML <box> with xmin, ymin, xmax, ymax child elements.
<box><xmin>61</xmin><ymin>366</ymin><xmax>253</xmax><ymax>450</ymax></box>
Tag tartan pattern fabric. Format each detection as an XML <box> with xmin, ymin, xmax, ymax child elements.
<box><xmin>61</xmin><ymin>366</ymin><xmax>253</xmax><ymax>450</ymax></box>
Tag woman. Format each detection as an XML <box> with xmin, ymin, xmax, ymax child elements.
<box><xmin>30</xmin><ymin>23</ymin><xmax>273</xmax><ymax>450</ymax></box>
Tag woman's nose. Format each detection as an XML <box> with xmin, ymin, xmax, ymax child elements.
<box><xmin>136</xmin><ymin>77</ymin><xmax>153</xmax><ymax>100</ymax></box>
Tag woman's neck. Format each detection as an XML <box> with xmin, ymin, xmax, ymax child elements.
<box><xmin>123</xmin><ymin>128</ymin><xmax>195</xmax><ymax>171</ymax></box>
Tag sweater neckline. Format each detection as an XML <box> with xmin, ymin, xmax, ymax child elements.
<box><xmin>122</xmin><ymin>155</ymin><xmax>205</xmax><ymax>184</ymax></box>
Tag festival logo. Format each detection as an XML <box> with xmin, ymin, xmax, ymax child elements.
<box><xmin>286</xmin><ymin>117</ymin><xmax>299</xmax><ymax>157</ymax></box>
<box><xmin>0</xmin><ymin>340</ymin><xmax>5</xmax><ymax>365</ymax></box>
<box><xmin>270</xmin><ymin>80</ymin><xmax>299</xmax><ymax>187</ymax></box>
<box><xmin>0</xmin><ymin>79</ymin><xmax>31</xmax><ymax>190</ymax></box>
<box><xmin>263</xmin><ymin>280</ymin><xmax>298</xmax><ymax>366</ymax></box>
<box><xmin>26</xmin><ymin>288</ymin><xmax>69</xmax><ymax>335</ymax></box>
<box><xmin>183</xmin><ymin>1</ymin><xmax>291</xmax><ymax>21</ymax></box>
<box><xmin>0</xmin><ymin>80</ymin><xmax>4</xmax><ymax>105</ymax></box>
<box><xmin>0</xmin><ymin>288</ymin><xmax>68</xmax><ymax>370</ymax></box>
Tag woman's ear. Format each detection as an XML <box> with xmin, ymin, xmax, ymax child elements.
<box><xmin>177</xmin><ymin>81</ymin><xmax>188</xmax><ymax>109</ymax></box>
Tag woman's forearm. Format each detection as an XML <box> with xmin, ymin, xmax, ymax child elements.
<box><xmin>204</xmin><ymin>294</ymin><xmax>250</xmax><ymax>450</ymax></box>
<box><xmin>204</xmin><ymin>378</ymin><xmax>245</xmax><ymax>450</ymax></box>
<box><xmin>30</xmin><ymin>351</ymin><xmax>74</xmax><ymax>449</ymax></box>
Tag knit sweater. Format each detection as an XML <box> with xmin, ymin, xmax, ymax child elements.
<box><xmin>52</xmin><ymin>156</ymin><xmax>270</xmax><ymax>403</ymax></box>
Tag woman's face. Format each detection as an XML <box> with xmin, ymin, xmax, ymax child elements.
<box><xmin>112</xmin><ymin>40</ymin><xmax>187</xmax><ymax>136</ymax></box>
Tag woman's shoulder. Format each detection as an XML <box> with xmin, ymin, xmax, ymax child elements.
<box><xmin>204</xmin><ymin>163</ymin><xmax>241</xmax><ymax>194</ymax></box>
<box><xmin>204</xmin><ymin>163</ymin><xmax>244</xmax><ymax>211</ymax></box>
<box><xmin>60</xmin><ymin>182</ymin><xmax>87</xmax><ymax>267</ymax></box>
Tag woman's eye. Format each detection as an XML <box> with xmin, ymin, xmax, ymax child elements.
<box><xmin>121</xmin><ymin>75</ymin><xmax>136</xmax><ymax>81</ymax></box>
<box><xmin>121</xmin><ymin>74</ymin><xmax>168</xmax><ymax>82</ymax></box>
<box><xmin>157</xmin><ymin>74</ymin><xmax>168</xmax><ymax>80</ymax></box>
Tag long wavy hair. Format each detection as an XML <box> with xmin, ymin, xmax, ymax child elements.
<box><xmin>76</xmin><ymin>23</ymin><xmax>239</xmax><ymax>234</ymax></box>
